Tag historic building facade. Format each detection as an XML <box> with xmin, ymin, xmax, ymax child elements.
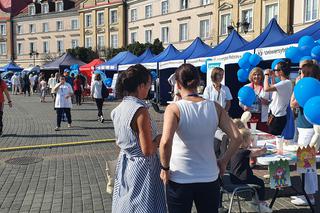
<box><xmin>13</xmin><ymin>0</ymin><xmax>81</xmax><ymax>67</ymax></box>
<box><xmin>0</xmin><ymin>10</ymin><xmax>12</xmax><ymax>66</ymax></box>
<box><xmin>78</xmin><ymin>0</ymin><xmax>125</xmax><ymax>57</ymax></box>
<box><xmin>213</xmin><ymin>0</ymin><xmax>293</xmax><ymax>44</ymax></box>
<box><xmin>292</xmin><ymin>0</ymin><xmax>319</xmax><ymax>32</ymax></box>
<box><xmin>127</xmin><ymin>0</ymin><xmax>214</xmax><ymax>50</ymax></box>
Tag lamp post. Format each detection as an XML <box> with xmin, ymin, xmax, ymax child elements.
<box><xmin>227</xmin><ymin>19</ymin><xmax>250</xmax><ymax>34</ymax></box>
<box><xmin>29</xmin><ymin>51</ymin><xmax>39</xmax><ymax>66</ymax></box>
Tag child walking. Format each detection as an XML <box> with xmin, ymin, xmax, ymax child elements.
<box><xmin>230</xmin><ymin>120</ymin><xmax>272</xmax><ymax>213</ymax></box>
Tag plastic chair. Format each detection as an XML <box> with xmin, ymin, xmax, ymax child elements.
<box><xmin>220</xmin><ymin>173</ymin><xmax>261</xmax><ymax>213</ymax></box>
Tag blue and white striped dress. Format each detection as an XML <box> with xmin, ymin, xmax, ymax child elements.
<box><xmin>111</xmin><ymin>96</ymin><xmax>166</xmax><ymax>213</ymax></box>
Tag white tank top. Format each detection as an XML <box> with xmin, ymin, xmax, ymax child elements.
<box><xmin>170</xmin><ymin>99</ymin><xmax>219</xmax><ymax>184</ymax></box>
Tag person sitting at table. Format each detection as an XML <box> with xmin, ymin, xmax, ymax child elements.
<box><xmin>264</xmin><ymin>61</ymin><xmax>293</xmax><ymax>136</ymax></box>
<box><xmin>289</xmin><ymin>63</ymin><xmax>320</xmax><ymax>206</ymax></box>
<box><xmin>240</xmin><ymin>67</ymin><xmax>270</xmax><ymax>133</ymax></box>
<box><xmin>230</xmin><ymin>121</ymin><xmax>272</xmax><ymax>213</ymax></box>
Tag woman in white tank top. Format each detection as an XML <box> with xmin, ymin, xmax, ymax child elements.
<box><xmin>159</xmin><ymin>64</ymin><xmax>243</xmax><ymax>213</ymax></box>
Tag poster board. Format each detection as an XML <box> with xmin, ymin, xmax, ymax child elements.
<box><xmin>269</xmin><ymin>159</ymin><xmax>291</xmax><ymax>189</ymax></box>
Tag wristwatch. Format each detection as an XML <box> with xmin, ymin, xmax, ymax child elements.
<box><xmin>160</xmin><ymin>164</ymin><xmax>170</xmax><ymax>171</ymax></box>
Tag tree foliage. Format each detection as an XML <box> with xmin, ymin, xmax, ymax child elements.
<box><xmin>67</xmin><ymin>47</ymin><xmax>99</xmax><ymax>63</ymax></box>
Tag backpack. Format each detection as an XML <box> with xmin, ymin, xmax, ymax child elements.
<box><xmin>101</xmin><ymin>83</ymin><xmax>109</xmax><ymax>99</ymax></box>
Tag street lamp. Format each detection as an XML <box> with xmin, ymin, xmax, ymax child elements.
<box><xmin>29</xmin><ymin>51</ymin><xmax>39</xmax><ymax>66</ymax></box>
<box><xmin>227</xmin><ymin>19</ymin><xmax>250</xmax><ymax>34</ymax></box>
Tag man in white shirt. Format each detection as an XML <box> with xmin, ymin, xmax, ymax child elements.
<box><xmin>264</xmin><ymin>61</ymin><xmax>293</xmax><ymax>135</ymax></box>
<box><xmin>11</xmin><ymin>74</ymin><xmax>20</xmax><ymax>95</ymax></box>
<box><xmin>29</xmin><ymin>74</ymin><xmax>35</xmax><ymax>95</ymax></box>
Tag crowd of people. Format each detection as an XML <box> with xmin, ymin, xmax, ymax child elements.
<box><xmin>111</xmin><ymin>60</ymin><xmax>320</xmax><ymax>213</ymax></box>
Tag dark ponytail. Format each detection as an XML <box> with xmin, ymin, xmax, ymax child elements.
<box><xmin>175</xmin><ymin>64</ymin><xmax>199</xmax><ymax>89</ymax></box>
<box><xmin>115</xmin><ymin>64</ymin><xmax>151</xmax><ymax>98</ymax></box>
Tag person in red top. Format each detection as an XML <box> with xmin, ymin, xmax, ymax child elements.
<box><xmin>73</xmin><ymin>75</ymin><xmax>83</xmax><ymax>105</ymax></box>
<box><xmin>0</xmin><ymin>75</ymin><xmax>13</xmax><ymax>136</ymax></box>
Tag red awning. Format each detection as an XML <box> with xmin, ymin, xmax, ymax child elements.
<box><xmin>79</xmin><ymin>59</ymin><xmax>104</xmax><ymax>72</ymax></box>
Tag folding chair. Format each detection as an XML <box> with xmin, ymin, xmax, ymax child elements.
<box><xmin>220</xmin><ymin>173</ymin><xmax>261</xmax><ymax>213</ymax></box>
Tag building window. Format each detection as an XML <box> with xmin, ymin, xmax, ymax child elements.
<box><xmin>29</xmin><ymin>5</ymin><xmax>35</xmax><ymax>15</ymax></box>
<box><xmin>265</xmin><ymin>3</ymin><xmax>278</xmax><ymax>26</ymax></box>
<box><xmin>97</xmin><ymin>35</ymin><xmax>105</xmax><ymax>50</ymax></box>
<box><xmin>161</xmin><ymin>1</ymin><xmax>169</xmax><ymax>14</ymax></box>
<box><xmin>71</xmin><ymin>19</ymin><xmax>79</xmax><ymax>30</ymax></box>
<box><xmin>161</xmin><ymin>27</ymin><xmax>169</xmax><ymax>43</ymax></box>
<box><xmin>29</xmin><ymin>24</ymin><xmax>36</xmax><ymax>33</ymax></box>
<box><xmin>57</xmin><ymin>40</ymin><xmax>64</xmax><ymax>53</ymax></box>
<box><xmin>43</xmin><ymin>41</ymin><xmax>49</xmax><ymax>53</ymax></box>
<box><xmin>130</xmin><ymin>32</ymin><xmax>137</xmax><ymax>44</ymax></box>
<box><xmin>42</xmin><ymin>23</ymin><xmax>49</xmax><ymax>32</ymax></box>
<box><xmin>110</xmin><ymin>10</ymin><xmax>118</xmax><ymax>24</ymax></box>
<box><xmin>180</xmin><ymin>0</ymin><xmax>188</xmax><ymax>10</ymax></box>
<box><xmin>179</xmin><ymin>23</ymin><xmax>188</xmax><ymax>41</ymax></box>
<box><xmin>71</xmin><ymin>39</ymin><xmax>79</xmax><ymax>48</ymax></box>
<box><xmin>56</xmin><ymin>2</ymin><xmax>63</xmax><ymax>12</ymax></box>
<box><xmin>0</xmin><ymin>42</ymin><xmax>6</xmax><ymax>55</ymax></box>
<box><xmin>97</xmin><ymin>11</ymin><xmax>104</xmax><ymax>26</ymax></box>
<box><xmin>145</xmin><ymin>30</ymin><xmax>152</xmax><ymax>43</ymax></box>
<box><xmin>56</xmin><ymin>21</ymin><xmax>63</xmax><ymax>31</ymax></box>
<box><xmin>85</xmin><ymin>37</ymin><xmax>92</xmax><ymax>48</ymax></box>
<box><xmin>200</xmin><ymin>19</ymin><xmax>210</xmax><ymax>39</ymax></box>
<box><xmin>17</xmin><ymin>43</ymin><xmax>22</xmax><ymax>55</ymax></box>
<box><xmin>145</xmin><ymin>5</ymin><xmax>152</xmax><ymax>18</ymax></box>
<box><xmin>304</xmin><ymin>0</ymin><xmax>318</xmax><ymax>22</ymax></box>
<box><xmin>85</xmin><ymin>14</ymin><xmax>92</xmax><ymax>27</ymax></box>
<box><xmin>242</xmin><ymin>9</ymin><xmax>253</xmax><ymax>31</ymax></box>
<box><xmin>201</xmin><ymin>0</ymin><xmax>210</xmax><ymax>5</ymax></box>
<box><xmin>42</xmin><ymin>3</ymin><xmax>49</xmax><ymax>13</ymax></box>
<box><xmin>30</xmin><ymin>42</ymin><xmax>35</xmax><ymax>53</ymax></box>
<box><xmin>0</xmin><ymin>24</ymin><xmax>6</xmax><ymax>36</ymax></box>
<box><xmin>110</xmin><ymin>34</ymin><xmax>118</xmax><ymax>48</ymax></box>
<box><xmin>220</xmin><ymin>14</ymin><xmax>230</xmax><ymax>35</ymax></box>
<box><xmin>131</xmin><ymin>9</ymin><xmax>137</xmax><ymax>21</ymax></box>
<box><xmin>17</xmin><ymin>25</ymin><xmax>23</xmax><ymax>34</ymax></box>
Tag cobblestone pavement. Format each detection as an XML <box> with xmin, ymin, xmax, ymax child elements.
<box><xmin>0</xmin><ymin>94</ymin><xmax>318</xmax><ymax>212</ymax></box>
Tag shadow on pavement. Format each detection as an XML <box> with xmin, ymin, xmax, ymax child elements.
<box><xmin>2</xmin><ymin>134</ymin><xmax>89</xmax><ymax>137</ymax></box>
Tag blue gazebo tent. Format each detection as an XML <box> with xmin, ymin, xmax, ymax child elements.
<box><xmin>265</xmin><ymin>20</ymin><xmax>320</xmax><ymax>47</ymax></box>
<box><xmin>118</xmin><ymin>48</ymin><xmax>155</xmax><ymax>71</ymax></box>
<box><xmin>162</xmin><ymin>38</ymin><xmax>213</xmax><ymax>69</ymax></box>
<box><xmin>186</xmin><ymin>30</ymin><xmax>247</xmax><ymax>66</ymax></box>
<box><xmin>142</xmin><ymin>44</ymin><xmax>180</xmax><ymax>70</ymax></box>
<box><xmin>233</xmin><ymin>18</ymin><xmax>287</xmax><ymax>52</ymax></box>
<box><xmin>97</xmin><ymin>51</ymin><xmax>138</xmax><ymax>71</ymax></box>
<box><xmin>0</xmin><ymin>62</ymin><xmax>23</xmax><ymax>72</ymax></box>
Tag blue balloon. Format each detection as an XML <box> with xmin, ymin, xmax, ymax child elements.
<box><xmin>237</xmin><ymin>69</ymin><xmax>249</xmax><ymax>82</ymax></box>
<box><xmin>300</xmin><ymin>56</ymin><xmax>313</xmax><ymax>62</ymax></box>
<box><xmin>94</xmin><ymin>70</ymin><xmax>107</xmax><ymax>81</ymax></box>
<box><xmin>200</xmin><ymin>64</ymin><xmax>207</xmax><ymax>73</ymax></box>
<box><xmin>294</xmin><ymin>77</ymin><xmax>320</xmax><ymax>107</ymax></box>
<box><xmin>298</xmin><ymin>36</ymin><xmax>315</xmax><ymax>48</ymax></box>
<box><xmin>285</xmin><ymin>46</ymin><xmax>302</xmax><ymax>63</ymax></box>
<box><xmin>249</xmin><ymin>54</ymin><xmax>262</xmax><ymax>66</ymax></box>
<box><xmin>311</xmin><ymin>46</ymin><xmax>320</xmax><ymax>61</ymax></box>
<box><xmin>300</xmin><ymin>45</ymin><xmax>312</xmax><ymax>56</ymax></box>
<box><xmin>150</xmin><ymin>71</ymin><xmax>158</xmax><ymax>81</ymax></box>
<box><xmin>104</xmin><ymin>78</ymin><xmax>112</xmax><ymax>87</ymax></box>
<box><xmin>242</xmin><ymin>52</ymin><xmax>252</xmax><ymax>61</ymax></box>
<box><xmin>238</xmin><ymin>57</ymin><xmax>250</xmax><ymax>69</ymax></box>
<box><xmin>304</xmin><ymin>96</ymin><xmax>320</xmax><ymax>125</ymax></box>
<box><xmin>238</xmin><ymin>86</ymin><xmax>256</xmax><ymax>107</ymax></box>
<box><xmin>271</xmin><ymin>59</ymin><xmax>285</xmax><ymax>70</ymax></box>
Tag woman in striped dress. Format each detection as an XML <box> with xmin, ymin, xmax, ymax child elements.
<box><xmin>111</xmin><ymin>64</ymin><xmax>166</xmax><ymax>213</ymax></box>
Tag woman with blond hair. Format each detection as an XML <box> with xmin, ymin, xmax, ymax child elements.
<box><xmin>240</xmin><ymin>67</ymin><xmax>270</xmax><ymax>132</ymax></box>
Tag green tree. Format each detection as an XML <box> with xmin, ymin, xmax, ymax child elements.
<box><xmin>67</xmin><ymin>47</ymin><xmax>99</xmax><ymax>63</ymax></box>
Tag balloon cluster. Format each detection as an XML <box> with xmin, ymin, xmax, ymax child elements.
<box><xmin>237</xmin><ymin>53</ymin><xmax>262</xmax><ymax>82</ymax></box>
<box><xmin>294</xmin><ymin>77</ymin><xmax>320</xmax><ymax>125</ymax></box>
<box><xmin>238</xmin><ymin>86</ymin><xmax>256</xmax><ymax>107</ymax></box>
<box><xmin>285</xmin><ymin>36</ymin><xmax>320</xmax><ymax>63</ymax></box>
<box><xmin>200</xmin><ymin>59</ymin><xmax>213</xmax><ymax>73</ymax></box>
